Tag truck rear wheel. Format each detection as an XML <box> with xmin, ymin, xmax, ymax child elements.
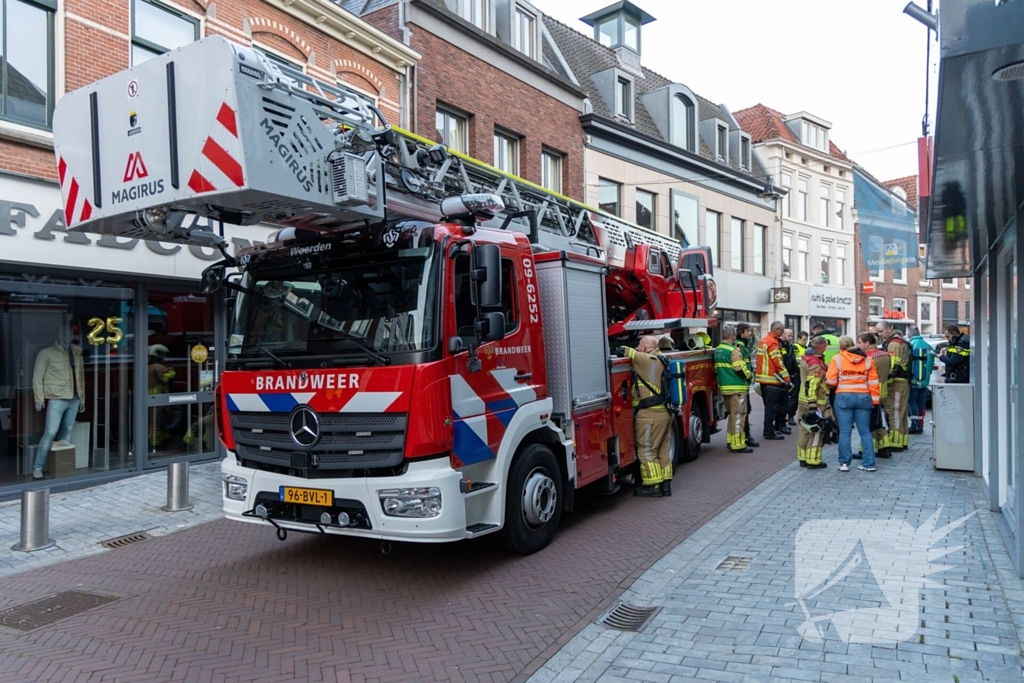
<box><xmin>498</xmin><ymin>444</ymin><xmax>563</xmax><ymax>554</ymax></box>
<box><xmin>680</xmin><ymin>401</ymin><xmax>705</xmax><ymax>463</ymax></box>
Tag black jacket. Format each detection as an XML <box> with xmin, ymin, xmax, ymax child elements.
<box><xmin>781</xmin><ymin>341</ymin><xmax>799</xmax><ymax>379</ymax></box>
<box><xmin>940</xmin><ymin>334</ymin><xmax>971</xmax><ymax>383</ymax></box>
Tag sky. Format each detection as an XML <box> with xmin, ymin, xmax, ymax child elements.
<box><xmin>535</xmin><ymin>0</ymin><xmax>940</xmax><ymax>183</ymax></box>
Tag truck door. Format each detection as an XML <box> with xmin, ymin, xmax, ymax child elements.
<box><xmin>447</xmin><ymin>245</ymin><xmax>540</xmax><ymax>468</ymax></box>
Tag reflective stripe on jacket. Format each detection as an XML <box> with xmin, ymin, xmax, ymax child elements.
<box><xmin>798</xmin><ymin>353</ymin><xmax>828</xmax><ymax>407</ymax></box>
<box><xmin>625</xmin><ymin>347</ymin><xmax>667</xmax><ymax>411</ymax></box>
<box><xmin>754</xmin><ymin>334</ymin><xmax>790</xmax><ymax>385</ymax></box>
<box><xmin>714</xmin><ymin>342</ymin><xmax>752</xmax><ymax>394</ymax></box>
<box><xmin>866</xmin><ymin>348</ymin><xmax>891</xmax><ymax>399</ymax></box>
<box><xmin>826</xmin><ymin>350</ymin><xmax>880</xmax><ymax>403</ymax></box>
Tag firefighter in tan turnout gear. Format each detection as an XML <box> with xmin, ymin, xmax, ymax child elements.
<box><xmin>875</xmin><ymin>321</ymin><xmax>911</xmax><ymax>451</ymax></box>
<box><xmin>796</xmin><ymin>336</ymin><xmax>833</xmax><ymax>468</ymax></box>
<box><xmin>715</xmin><ymin>325</ymin><xmax>753</xmax><ymax>453</ymax></box>
<box><xmin>858</xmin><ymin>332</ymin><xmax>893</xmax><ymax>460</ymax></box>
<box><xmin>617</xmin><ymin>336</ymin><xmax>672</xmax><ymax>499</ymax></box>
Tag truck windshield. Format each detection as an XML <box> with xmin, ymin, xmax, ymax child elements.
<box><xmin>229</xmin><ymin>244</ymin><xmax>440</xmax><ymax>362</ymax></box>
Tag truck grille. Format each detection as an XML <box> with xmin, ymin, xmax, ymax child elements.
<box><xmin>230</xmin><ymin>412</ymin><xmax>407</xmax><ymax>472</ymax></box>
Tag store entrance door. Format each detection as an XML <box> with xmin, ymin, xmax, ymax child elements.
<box><xmin>143</xmin><ymin>290</ymin><xmax>218</xmax><ymax>466</ymax></box>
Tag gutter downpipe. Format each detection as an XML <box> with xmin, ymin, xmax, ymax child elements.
<box><xmin>399</xmin><ymin>0</ymin><xmax>416</xmax><ymax>131</ymax></box>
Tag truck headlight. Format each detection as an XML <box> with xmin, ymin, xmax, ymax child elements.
<box><xmin>223</xmin><ymin>474</ymin><xmax>248</xmax><ymax>501</ymax></box>
<box><xmin>377</xmin><ymin>487</ymin><xmax>442</xmax><ymax>518</ymax></box>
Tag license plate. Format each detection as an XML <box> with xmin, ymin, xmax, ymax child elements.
<box><xmin>279</xmin><ymin>486</ymin><xmax>333</xmax><ymax>506</ymax></box>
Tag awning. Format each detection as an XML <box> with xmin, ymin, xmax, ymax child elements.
<box><xmin>926</xmin><ymin>0</ymin><xmax>1024</xmax><ymax>278</ymax></box>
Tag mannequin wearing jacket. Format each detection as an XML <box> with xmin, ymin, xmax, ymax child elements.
<box><xmin>31</xmin><ymin>326</ymin><xmax>86</xmax><ymax>479</ymax></box>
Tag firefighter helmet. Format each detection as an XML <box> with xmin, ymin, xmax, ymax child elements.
<box><xmin>800</xmin><ymin>411</ymin><xmax>824</xmax><ymax>433</ymax></box>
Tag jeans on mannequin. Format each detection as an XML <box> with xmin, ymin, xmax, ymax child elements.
<box><xmin>34</xmin><ymin>398</ymin><xmax>80</xmax><ymax>472</ymax></box>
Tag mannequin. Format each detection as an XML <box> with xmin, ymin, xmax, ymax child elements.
<box><xmin>31</xmin><ymin>324</ymin><xmax>86</xmax><ymax>479</ymax></box>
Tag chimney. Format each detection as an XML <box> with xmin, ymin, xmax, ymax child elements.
<box><xmin>580</xmin><ymin>1</ymin><xmax>655</xmax><ymax>74</ymax></box>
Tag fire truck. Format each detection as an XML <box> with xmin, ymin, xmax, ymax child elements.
<box><xmin>52</xmin><ymin>37</ymin><xmax>721</xmax><ymax>553</ymax></box>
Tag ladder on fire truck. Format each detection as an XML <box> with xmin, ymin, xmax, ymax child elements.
<box><xmin>53</xmin><ymin>37</ymin><xmax>712</xmax><ymax>330</ymax></box>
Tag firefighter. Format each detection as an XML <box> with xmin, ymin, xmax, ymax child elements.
<box><xmin>856</xmin><ymin>332</ymin><xmax>892</xmax><ymax>459</ymax></box>
<box><xmin>735</xmin><ymin>323</ymin><xmax>759</xmax><ymax>448</ymax></box>
<box><xmin>940</xmin><ymin>324</ymin><xmax>971</xmax><ymax>384</ymax></box>
<box><xmin>754</xmin><ymin>321</ymin><xmax>792</xmax><ymax>440</ymax></box>
<box><xmin>795</xmin><ymin>331</ymin><xmax>808</xmax><ymax>357</ymax></box>
<box><xmin>875</xmin><ymin>321</ymin><xmax>911</xmax><ymax>451</ymax></box>
<box><xmin>714</xmin><ymin>325</ymin><xmax>753</xmax><ymax>453</ymax></box>
<box><xmin>782</xmin><ymin>328</ymin><xmax>800</xmax><ymax>426</ymax></box>
<box><xmin>616</xmin><ymin>336</ymin><xmax>672</xmax><ymax>498</ymax></box>
<box><xmin>797</xmin><ymin>336</ymin><xmax>832</xmax><ymax>468</ymax></box>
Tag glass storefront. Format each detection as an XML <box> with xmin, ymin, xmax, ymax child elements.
<box><xmin>0</xmin><ymin>278</ymin><xmax>135</xmax><ymax>486</ymax></box>
<box><xmin>809</xmin><ymin>316</ymin><xmax>847</xmax><ymax>336</ymax></box>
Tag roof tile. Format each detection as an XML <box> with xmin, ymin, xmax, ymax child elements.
<box><xmin>733</xmin><ymin>103</ymin><xmax>851</xmax><ymax>164</ymax></box>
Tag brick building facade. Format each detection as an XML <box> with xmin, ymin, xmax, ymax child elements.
<box><xmin>350</xmin><ymin>0</ymin><xmax>587</xmax><ymax>200</ymax></box>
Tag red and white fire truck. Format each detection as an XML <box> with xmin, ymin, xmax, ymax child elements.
<box><xmin>52</xmin><ymin>37</ymin><xmax>721</xmax><ymax>553</ymax></box>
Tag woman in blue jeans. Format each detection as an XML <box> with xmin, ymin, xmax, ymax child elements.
<box><xmin>826</xmin><ymin>335</ymin><xmax>882</xmax><ymax>472</ymax></box>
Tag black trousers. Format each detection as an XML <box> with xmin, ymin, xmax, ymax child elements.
<box><xmin>787</xmin><ymin>384</ymin><xmax>799</xmax><ymax>418</ymax></box>
<box><xmin>761</xmin><ymin>385</ymin><xmax>786</xmax><ymax>435</ymax></box>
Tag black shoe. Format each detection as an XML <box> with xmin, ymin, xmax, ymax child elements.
<box><xmin>779</xmin><ymin>427</ymin><xmax>792</xmax><ymax>435</ymax></box>
<box><xmin>729</xmin><ymin>447</ymin><xmax>754</xmax><ymax>453</ymax></box>
<box><xmin>788</xmin><ymin>418</ymin><xmax>797</xmax><ymax>426</ymax></box>
<box><xmin>877</xmin><ymin>448</ymin><xmax>892</xmax><ymax>459</ymax></box>
<box><xmin>633</xmin><ymin>484</ymin><xmax>663</xmax><ymax>498</ymax></box>
<box><xmin>853</xmin><ymin>452</ymin><xmax>863</xmax><ymax>459</ymax></box>
<box><xmin>806</xmin><ymin>462</ymin><xmax>828</xmax><ymax>469</ymax></box>
<box><xmin>799</xmin><ymin>460</ymin><xmax>807</xmax><ymax>467</ymax></box>
<box><xmin>763</xmin><ymin>433</ymin><xmax>784</xmax><ymax>440</ymax></box>
<box><xmin>745</xmin><ymin>438</ymin><xmax>760</xmax><ymax>448</ymax></box>
<box><xmin>661</xmin><ymin>480</ymin><xmax>672</xmax><ymax>497</ymax></box>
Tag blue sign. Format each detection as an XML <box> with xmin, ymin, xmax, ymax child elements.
<box><xmin>853</xmin><ymin>168</ymin><xmax>918</xmax><ymax>271</ymax></box>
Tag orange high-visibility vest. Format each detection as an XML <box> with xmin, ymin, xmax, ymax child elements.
<box><xmin>826</xmin><ymin>351</ymin><xmax>881</xmax><ymax>403</ymax></box>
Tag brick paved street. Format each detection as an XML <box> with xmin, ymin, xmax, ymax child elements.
<box><xmin>0</xmin><ymin>402</ymin><xmax>799</xmax><ymax>683</ymax></box>
<box><xmin>529</xmin><ymin>433</ymin><xmax>1024</xmax><ymax>683</ymax></box>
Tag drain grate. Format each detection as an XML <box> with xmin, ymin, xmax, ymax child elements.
<box><xmin>100</xmin><ymin>531</ymin><xmax>152</xmax><ymax>549</ymax></box>
<box><xmin>600</xmin><ymin>602</ymin><xmax>661</xmax><ymax>632</ymax></box>
<box><xmin>0</xmin><ymin>591</ymin><xmax>119</xmax><ymax>631</ymax></box>
<box><xmin>716</xmin><ymin>556</ymin><xmax>753</xmax><ymax>571</ymax></box>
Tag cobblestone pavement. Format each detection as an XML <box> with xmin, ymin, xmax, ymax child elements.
<box><xmin>0</xmin><ymin>402</ymin><xmax>800</xmax><ymax>683</ymax></box>
<box><xmin>528</xmin><ymin>433</ymin><xmax>1024</xmax><ymax>683</ymax></box>
<box><xmin>0</xmin><ymin>462</ymin><xmax>224</xmax><ymax>579</ymax></box>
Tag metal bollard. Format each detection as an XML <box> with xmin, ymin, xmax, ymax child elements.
<box><xmin>11</xmin><ymin>488</ymin><xmax>56</xmax><ymax>552</ymax></box>
<box><xmin>161</xmin><ymin>461</ymin><xmax>194</xmax><ymax>512</ymax></box>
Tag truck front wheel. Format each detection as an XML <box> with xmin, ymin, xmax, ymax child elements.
<box><xmin>498</xmin><ymin>444</ymin><xmax>563</xmax><ymax>554</ymax></box>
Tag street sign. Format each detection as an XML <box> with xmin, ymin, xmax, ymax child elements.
<box><xmin>862</xmin><ymin>282</ymin><xmax>875</xmax><ymax>294</ymax></box>
<box><xmin>771</xmin><ymin>287</ymin><xmax>791</xmax><ymax>303</ymax></box>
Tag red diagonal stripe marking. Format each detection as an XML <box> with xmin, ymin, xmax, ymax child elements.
<box><xmin>188</xmin><ymin>170</ymin><xmax>216</xmax><ymax>194</ymax></box>
<box><xmin>202</xmin><ymin>137</ymin><xmax>244</xmax><ymax>187</ymax></box>
<box><xmin>58</xmin><ymin>157</ymin><xmax>67</xmax><ymax>186</ymax></box>
<box><xmin>216</xmin><ymin>103</ymin><xmax>238</xmax><ymax>137</ymax></box>
<box><xmin>65</xmin><ymin>178</ymin><xmax>80</xmax><ymax>226</ymax></box>
<box><xmin>80</xmin><ymin>200</ymin><xmax>92</xmax><ymax>222</ymax></box>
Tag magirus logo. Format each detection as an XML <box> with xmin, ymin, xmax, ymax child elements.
<box><xmin>791</xmin><ymin>506</ymin><xmax>976</xmax><ymax>644</ymax></box>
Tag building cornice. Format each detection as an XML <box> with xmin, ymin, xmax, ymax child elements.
<box><xmin>263</xmin><ymin>0</ymin><xmax>421</xmax><ymax>71</ymax></box>
<box><xmin>753</xmin><ymin>137</ymin><xmax>852</xmax><ymax>170</ymax></box>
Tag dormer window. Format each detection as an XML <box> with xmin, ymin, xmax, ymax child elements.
<box><xmin>623</xmin><ymin>14</ymin><xmax>640</xmax><ymax>51</ymax></box>
<box><xmin>616</xmin><ymin>76</ymin><xmax>633</xmax><ymax>120</ymax></box>
<box><xmin>582</xmin><ymin>2</ymin><xmax>655</xmax><ymax>55</ymax></box>
<box><xmin>671</xmin><ymin>94</ymin><xmax>694</xmax><ymax>151</ymax></box>
<box><xmin>513</xmin><ymin>5</ymin><xmax>537</xmax><ymax>58</ymax></box>
<box><xmin>456</xmin><ymin>0</ymin><xmax>489</xmax><ymax>31</ymax></box>
<box><xmin>597</xmin><ymin>15</ymin><xmax>618</xmax><ymax>47</ymax></box>
<box><xmin>801</xmin><ymin>120</ymin><xmax>828</xmax><ymax>152</ymax></box>
<box><xmin>716</xmin><ymin>124</ymin><xmax>727</xmax><ymax>160</ymax></box>
<box><xmin>740</xmin><ymin>135</ymin><xmax>751</xmax><ymax>170</ymax></box>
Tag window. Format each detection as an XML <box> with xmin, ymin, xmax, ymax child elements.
<box><xmin>435</xmin><ymin>105</ymin><xmax>468</xmax><ymax>154</ymax></box>
<box><xmin>740</xmin><ymin>137</ymin><xmax>751</xmax><ymax>170</ymax></box>
<box><xmin>541</xmin><ymin>150</ymin><xmax>562</xmax><ymax>193</ymax></box>
<box><xmin>131</xmin><ymin>0</ymin><xmax>199</xmax><ymax>66</ymax></box>
<box><xmin>920</xmin><ymin>300</ymin><xmax>933</xmax><ymax>325</ymax></box>
<box><xmin>942</xmin><ymin>278</ymin><xmax>958</xmax><ymax>288</ymax></box>
<box><xmin>753</xmin><ymin>224</ymin><xmax>766</xmax><ymax>275</ymax></box>
<box><xmin>513</xmin><ymin>6</ymin><xmax>536</xmax><ymax>58</ymax></box>
<box><xmin>965</xmin><ymin>300</ymin><xmax>971</xmax><ymax>319</ymax></box>
<box><xmin>616</xmin><ymin>77</ymin><xmax>632</xmax><ymax>120</ymax></box>
<box><xmin>671</xmin><ymin>191</ymin><xmax>699</xmax><ymax>247</ymax></box>
<box><xmin>596</xmin><ymin>15</ymin><xmax>618</xmax><ymax>47</ymax></box>
<box><xmin>868</xmin><ymin>235</ymin><xmax>884</xmax><ymax>281</ymax></box>
<box><xmin>801</xmin><ymin>120</ymin><xmax>827</xmax><ymax>152</ymax></box>
<box><xmin>1</xmin><ymin>0</ymin><xmax>56</xmax><ymax>130</ymax></box>
<box><xmin>598</xmin><ymin>178</ymin><xmax>621</xmax><ymax>217</ymax></box>
<box><xmin>782</xmin><ymin>233</ymin><xmax>793</xmax><ymax>277</ymax></box>
<box><xmin>893</xmin><ymin>298</ymin><xmax>908</xmax><ymax>317</ymax></box>
<box><xmin>781</xmin><ymin>172</ymin><xmax>792</xmax><ymax>219</ymax></box>
<box><xmin>456</xmin><ymin>0</ymin><xmax>489</xmax><ymax>30</ymax></box>
<box><xmin>454</xmin><ymin>256</ymin><xmax>518</xmax><ymax>339</ymax></box>
<box><xmin>623</xmin><ymin>14</ymin><xmax>640</xmax><ymax>51</ymax></box>
<box><xmin>869</xmin><ymin>297</ymin><xmax>884</xmax><ymax>318</ymax></box>
<box><xmin>820</xmin><ymin>241</ymin><xmax>831</xmax><ymax>284</ymax></box>
<box><xmin>820</xmin><ymin>184</ymin><xmax>831</xmax><ymax>227</ymax></box>
<box><xmin>836</xmin><ymin>244</ymin><xmax>847</xmax><ymax>286</ymax></box>
<box><xmin>716</xmin><ymin>125</ymin><xmax>727</xmax><ymax>160</ymax></box>
<box><xmin>635</xmin><ymin>189</ymin><xmax>655</xmax><ymax>231</ymax></box>
<box><xmin>493</xmin><ymin>131</ymin><xmax>519</xmax><ymax>175</ymax></box>
<box><xmin>798</xmin><ymin>236</ymin><xmax>809</xmax><ymax>281</ymax></box>
<box><xmin>942</xmin><ymin>300</ymin><xmax>958</xmax><ymax>324</ymax></box>
<box><xmin>671</xmin><ymin>95</ymin><xmax>694</xmax><ymax>151</ymax></box>
<box><xmin>892</xmin><ymin>239</ymin><xmax>907</xmax><ymax>284</ymax></box>
<box><xmin>835</xmin><ymin>187</ymin><xmax>846</xmax><ymax>230</ymax></box>
<box><xmin>797</xmin><ymin>178</ymin><xmax>808</xmax><ymax>222</ymax></box>
<box><xmin>731</xmin><ymin>218</ymin><xmax>744</xmax><ymax>271</ymax></box>
<box><xmin>706</xmin><ymin>210</ymin><xmax>721</xmax><ymax>268</ymax></box>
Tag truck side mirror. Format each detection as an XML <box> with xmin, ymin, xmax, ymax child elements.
<box><xmin>201</xmin><ymin>264</ymin><xmax>226</xmax><ymax>294</ymax></box>
<box><xmin>475</xmin><ymin>312</ymin><xmax>506</xmax><ymax>343</ymax></box>
<box><xmin>678</xmin><ymin>270</ymin><xmax>696</xmax><ymax>289</ymax></box>
<box><xmin>473</xmin><ymin>244</ymin><xmax>502</xmax><ymax>309</ymax></box>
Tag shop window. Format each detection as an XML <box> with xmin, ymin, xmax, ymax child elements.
<box><xmin>0</xmin><ymin>278</ymin><xmax>135</xmax><ymax>486</ymax></box>
<box><xmin>2</xmin><ymin>0</ymin><xmax>57</xmax><ymax>129</ymax></box>
<box><xmin>131</xmin><ymin>0</ymin><xmax>199</xmax><ymax>66</ymax></box>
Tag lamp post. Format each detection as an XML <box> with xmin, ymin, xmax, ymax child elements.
<box><xmin>759</xmin><ymin>174</ymin><xmax>785</xmax><ymax>323</ymax></box>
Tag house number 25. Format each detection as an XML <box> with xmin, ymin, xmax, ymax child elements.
<box><xmin>87</xmin><ymin>317</ymin><xmax>124</xmax><ymax>346</ymax></box>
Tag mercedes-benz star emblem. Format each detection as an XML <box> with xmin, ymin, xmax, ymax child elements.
<box><xmin>290</xmin><ymin>406</ymin><xmax>320</xmax><ymax>448</ymax></box>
